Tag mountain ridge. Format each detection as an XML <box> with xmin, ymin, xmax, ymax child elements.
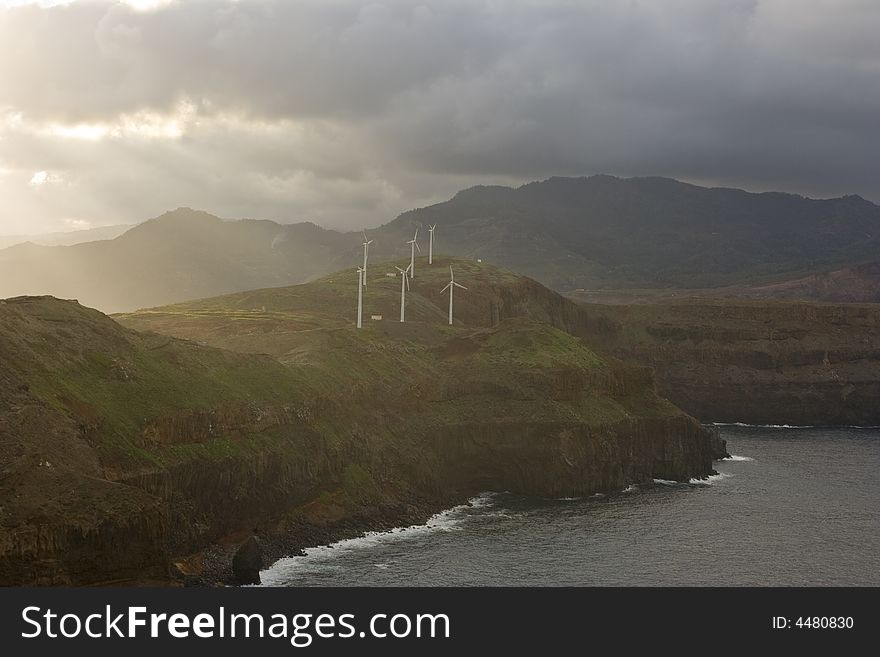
<box><xmin>2</xmin><ymin>175</ymin><xmax>879</xmax><ymax>312</ymax></box>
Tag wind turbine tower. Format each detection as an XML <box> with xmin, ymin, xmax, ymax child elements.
<box><xmin>361</xmin><ymin>231</ymin><xmax>373</xmax><ymax>287</ymax></box>
<box><xmin>428</xmin><ymin>224</ymin><xmax>436</xmax><ymax>264</ymax></box>
<box><xmin>440</xmin><ymin>265</ymin><xmax>467</xmax><ymax>326</ymax></box>
<box><xmin>395</xmin><ymin>264</ymin><xmax>412</xmax><ymax>322</ymax></box>
<box><xmin>356</xmin><ymin>267</ymin><xmax>364</xmax><ymax>328</ymax></box>
<box><xmin>407</xmin><ymin>229</ymin><xmax>421</xmax><ymax>278</ymax></box>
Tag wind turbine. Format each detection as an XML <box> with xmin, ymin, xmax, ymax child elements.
<box><xmin>407</xmin><ymin>228</ymin><xmax>420</xmax><ymax>278</ymax></box>
<box><xmin>428</xmin><ymin>224</ymin><xmax>436</xmax><ymax>265</ymax></box>
<box><xmin>395</xmin><ymin>264</ymin><xmax>412</xmax><ymax>322</ymax></box>
<box><xmin>440</xmin><ymin>265</ymin><xmax>467</xmax><ymax>326</ymax></box>
<box><xmin>361</xmin><ymin>231</ymin><xmax>373</xmax><ymax>287</ymax></box>
<box><xmin>356</xmin><ymin>267</ymin><xmax>364</xmax><ymax>328</ymax></box>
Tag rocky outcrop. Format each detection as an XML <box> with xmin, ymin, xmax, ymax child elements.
<box><xmin>704</xmin><ymin>425</ymin><xmax>730</xmax><ymax>460</ymax></box>
<box><xmin>232</xmin><ymin>536</ymin><xmax>263</xmax><ymax>585</ymax></box>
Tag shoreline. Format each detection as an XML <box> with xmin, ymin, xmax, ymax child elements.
<box><xmin>176</xmin><ymin>491</ymin><xmax>469</xmax><ymax>587</ymax></box>
<box><xmin>188</xmin><ymin>469</ymin><xmax>730</xmax><ymax>587</ymax></box>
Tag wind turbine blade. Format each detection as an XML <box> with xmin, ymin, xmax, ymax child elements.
<box><xmin>363</xmin><ymin>230</ymin><xmax>368</xmax><ymax>241</ymax></box>
<box><xmin>441</xmin><ymin>283</ymin><xmax>451</xmax><ymax>293</ymax></box>
<box><xmin>405</xmin><ymin>276</ymin><xmax>410</xmax><ymax>291</ymax></box>
<box><xmin>395</xmin><ymin>266</ymin><xmax>405</xmax><ymax>273</ymax></box>
<box><xmin>454</xmin><ymin>282</ymin><xmax>467</xmax><ymax>289</ymax></box>
<box><xmin>415</xmin><ymin>241</ymin><xmax>421</xmax><ymax>253</ymax></box>
<box><xmin>367</xmin><ymin>239</ymin><xmax>374</xmax><ymax>245</ymax></box>
<box><xmin>414</xmin><ymin>228</ymin><xmax>419</xmax><ymax>240</ymax></box>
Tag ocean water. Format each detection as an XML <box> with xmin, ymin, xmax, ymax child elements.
<box><xmin>262</xmin><ymin>427</ymin><xmax>880</xmax><ymax>586</ymax></box>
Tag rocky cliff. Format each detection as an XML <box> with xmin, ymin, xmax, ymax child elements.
<box><xmin>2</xmin><ymin>270</ymin><xmax>717</xmax><ymax>585</ymax></box>
<box><xmin>574</xmin><ymin>301</ymin><xmax>880</xmax><ymax>426</ymax></box>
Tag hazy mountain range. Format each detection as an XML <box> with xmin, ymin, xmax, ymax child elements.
<box><xmin>0</xmin><ymin>224</ymin><xmax>132</xmax><ymax>250</ymax></box>
<box><xmin>2</xmin><ymin>175</ymin><xmax>879</xmax><ymax>313</ymax></box>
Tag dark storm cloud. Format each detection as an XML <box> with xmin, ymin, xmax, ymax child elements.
<box><xmin>0</xmin><ymin>0</ymin><xmax>878</xmax><ymax>233</ymax></box>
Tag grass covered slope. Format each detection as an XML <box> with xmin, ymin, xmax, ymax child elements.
<box><xmin>0</xmin><ymin>295</ymin><xmax>327</xmax><ymax>584</ymax></box>
<box><xmin>0</xmin><ymin>296</ymin><xmax>313</xmax><ymax>470</ymax></box>
<box><xmin>2</xmin><ymin>260</ymin><xmax>714</xmax><ymax>584</ymax></box>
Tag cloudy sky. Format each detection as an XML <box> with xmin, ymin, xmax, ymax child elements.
<box><xmin>1</xmin><ymin>0</ymin><xmax>878</xmax><ymax>235</ymax></box>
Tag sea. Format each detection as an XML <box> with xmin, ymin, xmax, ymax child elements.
<box><xmin>262</xmin><ymin>426</ymin><xmax>880</xmax><ymax>586</ymax></box>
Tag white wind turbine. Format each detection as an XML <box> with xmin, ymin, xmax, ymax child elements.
<box><xmin>440</xmin><ymin>265</ymin><xmax>467</xmax><ymax>326</ymax></box>
<box><xmin>395</xmin><ymin>264</ymin><xmax>412</xmax><ymax>322</ymax></box>
<box><xmin>356</xmin><ymin>267</ymin><xmax>364</xmax><ymax>328</ymax></box>
<box><xmin>428</xmin><ymin>224</ymin><xmax>436</xmax><ymax>265</ymax></box>
<box><xmin>361</xmin><ymin>231</ymin><xmax>373</xmax><ymax>287</ymax></box>
<box><xmin>407</xmin><ymin>228</ymin><xmax>421</xmax><ymax>278</ymax></box>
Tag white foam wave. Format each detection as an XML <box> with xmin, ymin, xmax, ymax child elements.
<box><xmin>713</xmin><ymin>422</ymin><xmax>880</xmax><ymax>429</ymax></box>
<box><xmin>260</xmin><ymin>493</ymin><xmax>495</xmax><ymax>585</ymax></box>
<box><xmin>723</xmin><ymin>455</ymin><xmax>754</xmax><ymax>462</ymax></box>
<box><xmin>622</xmin><ymin>484</ymin><xmax>638</xmax><ymax>493</ymax></box>
<box><xmin>713</xmin><ymin>422</ymin><xmax>812</xmax><ymax>429</ymax></box>
<box><xmin>467</xmin><ymin>492</ymin><xmax>498</xmax><ymax>508</ymax></box>
<box><xmin>688</xmin><ymin>472</ymin><xmax>733</xmax><ymax>485</ymax></box>
<box><xmin>652</xmin><ymin>478</ymin><xmax>679</xmax><ymax>485</ymax></box>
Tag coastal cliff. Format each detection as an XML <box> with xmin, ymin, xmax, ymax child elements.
<box><xmin>1</xmin><ymin>264</ymin><xmax>717</xmax><ymax>585</ymax></box>
<box><xmin>574</xmin><ymin>302</ymin><xmax>880</xmax><ymax>426</ymax></box>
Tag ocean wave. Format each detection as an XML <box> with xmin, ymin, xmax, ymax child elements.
<box><xmin>688</xmin><ymin>472</ymin><xmax>733</xmax><ymax>485</ymax></box>
<box><xmin>260</xmin><ymin>492</ymin><xmax>496</xmax><ymax>585</ymax></box>
<box><xmin>714</xmin><ymin>422</ymin><xmax>812</xmax><ymax>429</ymax></box>
<box><xmin>467</xmin><ymin>492</ymin><xmax>499</xmax><ymax>508</ymax></box>
<box><xmin>713</xmin><ymin>422</ymin><xmax>880</xmax><ymax>429</ymax></box>
<box><xmin>622</xmin><ymin>484</ymin><xmax>639</xmax><ymax>493</ymax></box>
<box><xmin>652</xmin><ymin>478</ymin><xmax>679</xmax><ymax>485</ymax></box>
<box><xmin>723</xmin><ymin>454</ymin><xmax>754</xmax><ymax>462</ymax></box>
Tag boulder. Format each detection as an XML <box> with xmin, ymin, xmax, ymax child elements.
<box><xmin>232</xmin><ymin>535</ymin><xmax>264</xmax><ymax>585</ymax></box>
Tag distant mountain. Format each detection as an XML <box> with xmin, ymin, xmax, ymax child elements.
<box><xmin>0</xmin><ymin>209</ymin><xmax>357</xmax><ymax>313</ymax></box>
<box><xmin>374</xmin><ymin>175</ymin><xmax>880</xmax><ymax>291</ymax></box>
<box><xmin>0</xmin><ymin>224</ymin><xmax>132</xmax><ymax>249</ymax></box>
<box><xmin>2</xmin><ymin>176</ymin><xmax>879</xmax><ymax>312</ymax></box>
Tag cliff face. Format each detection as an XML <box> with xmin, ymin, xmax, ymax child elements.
<box><xmin>2</xmin><ymin>279</ymin><xmax>716</xmax><ymax>585</ymax></box>
<box><xmin>574</xmin><ymin>302</ymin><xmax>880</xmax><ymax>426</ymax></box>
<box><xmin>417</xmin><ymin>416</ymin><xmax>711</xmax><ymax>498</ymax></box>
<box><xmin>0</xmin><ymin>364</ymin><xmax>169</xmax><ymax>585</ymax></box>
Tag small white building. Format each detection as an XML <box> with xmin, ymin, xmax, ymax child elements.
<box><xmin>371</xmin><ymin>314</ymin><xmax>383</xmax><ymax>321</ymax></box>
